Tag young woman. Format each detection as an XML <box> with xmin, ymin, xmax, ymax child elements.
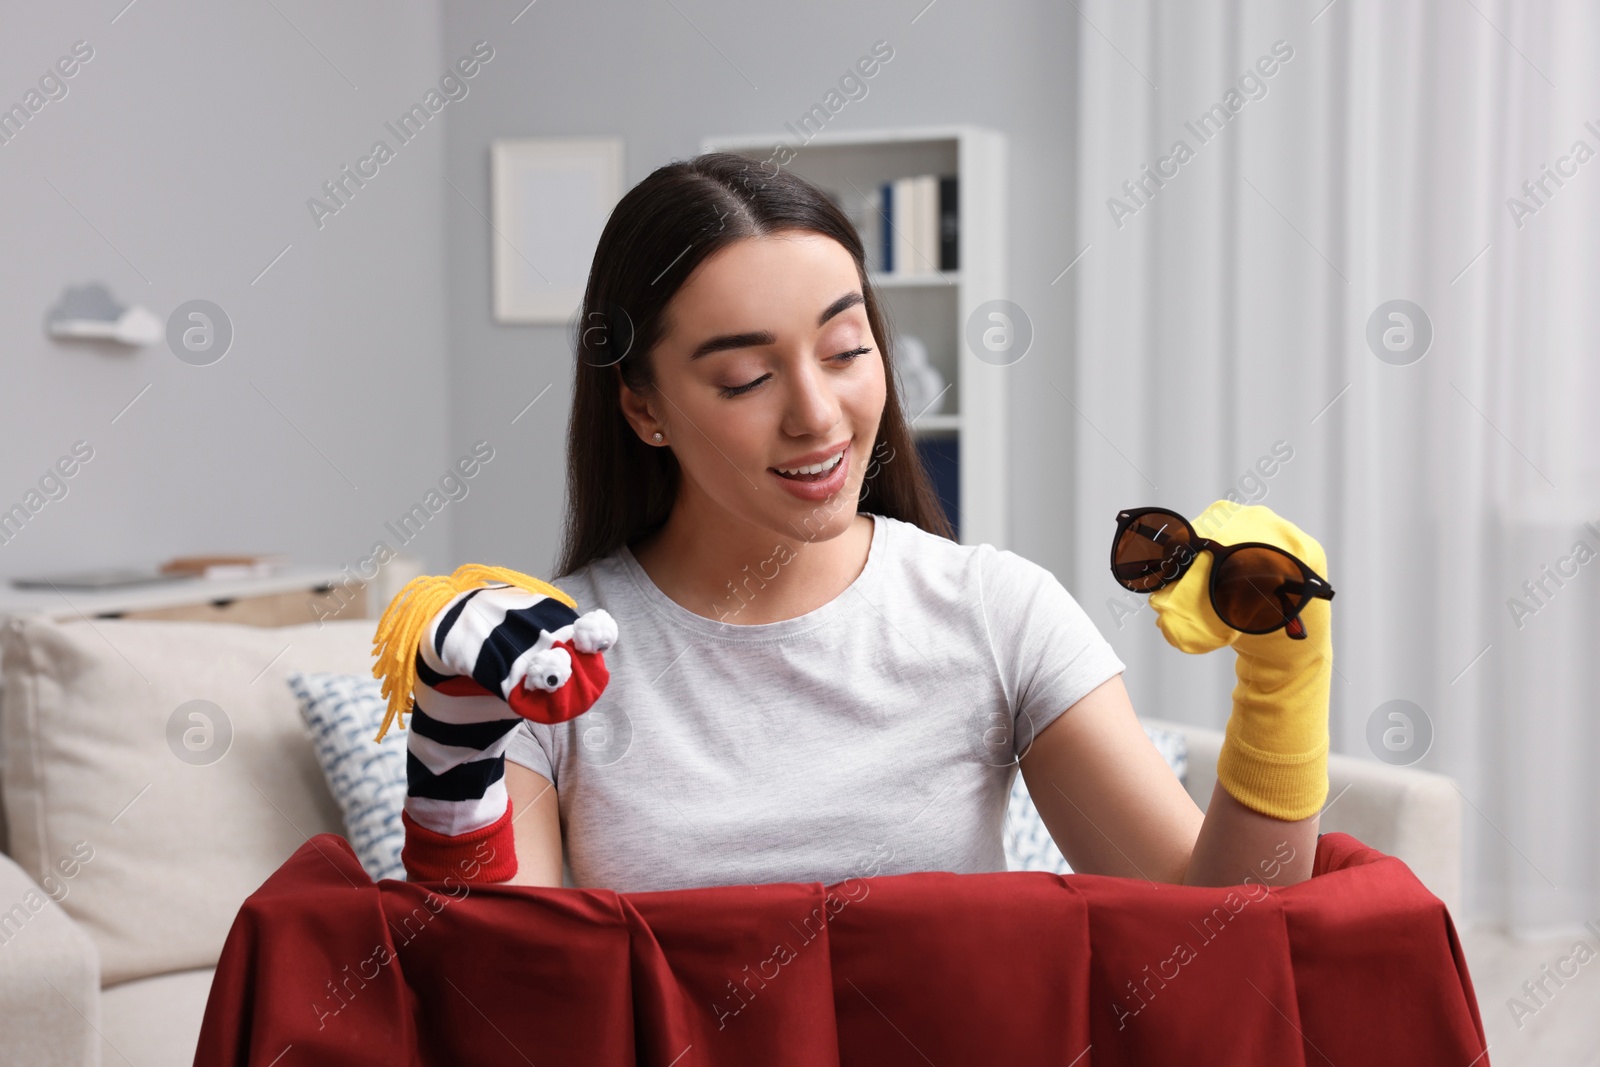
<box><xmin>502</xmin><ymin>152</ymin><xmax>1320</xmax><ymax>892</ymax></box>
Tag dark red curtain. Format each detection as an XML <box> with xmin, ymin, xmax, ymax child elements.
<box><xmin>193</xmin><ymin>832</ymin><xmax>1488</xmax><ymax>1066</ymax></box>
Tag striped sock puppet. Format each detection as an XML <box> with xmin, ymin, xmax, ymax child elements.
<box><xmin>371</xmin><ymin>564</ymin><xmax>616</xmax><ymax>883</ymax></box>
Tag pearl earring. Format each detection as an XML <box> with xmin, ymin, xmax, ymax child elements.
<box><xmin>652</xmin><ymin>432</ymin><xmax>664</xmax><ymax>443</ymax></box>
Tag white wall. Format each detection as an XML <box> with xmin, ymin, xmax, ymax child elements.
<box><xmin>4</xmin><ymin>1</ymin><xmax>1089</xmax><ymax>600</ymax></box>
<box><xmin>0</xmin><ymin>1</ymin><xmax>454</xmax><ymax>584</ymax></box>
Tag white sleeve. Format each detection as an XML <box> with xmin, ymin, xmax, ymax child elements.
<box><xmin>504</xmin><ymin>719</ymin><xmax>558</xmax><ymax>785</ymax></box>
<box><xmin>979</xmin><ymin>545</ymin><xmax>1127</xmax><ymax>761</ymax></box>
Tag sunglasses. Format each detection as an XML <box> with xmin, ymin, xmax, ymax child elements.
<box><xmin>1110</xmin><ymin>507</ymin><xmax>1335</xmax><ymax>640</ymax></box>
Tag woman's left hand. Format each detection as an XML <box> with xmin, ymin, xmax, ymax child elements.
<box><xmin>1147</xmin><ymin>500</ymin><xmax>1333</xmax><ymax>822</ymax></box>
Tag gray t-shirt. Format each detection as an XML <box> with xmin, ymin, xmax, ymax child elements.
<box><xmin>505</xmin><ymin>512</ymin><xmax>1126</xmax><ymax>892</ymax></box>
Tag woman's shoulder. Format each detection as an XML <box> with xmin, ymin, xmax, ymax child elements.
<box><xmin>547</xmin><ymin>550</ymin><xmax>625</xmax><ymax>608</ymax></box>
<box><xmin>875</xmin><ymin>512</ymin><xmax>1015</xmax><ymax>576</ymax></box>
<box><xmin>874</xmin><ymin>513</ymin><xmax>1011</xmax><ymax>598</ymax></box>
<box><xmin>877</xmin><ymin>514</ymin><xmax>1074</xmax><ymax>604</ymax></box>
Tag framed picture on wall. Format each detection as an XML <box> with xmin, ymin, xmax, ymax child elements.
<box><xmin>490</xmin><ymin>136</ymin><xmax>624</xmax><ymax>323</ymax></box>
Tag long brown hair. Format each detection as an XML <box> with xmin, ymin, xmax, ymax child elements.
<box><xmin>555</xmin><ymin>151</ymin><xmax>953</xmax><ymax>579</ymax></box>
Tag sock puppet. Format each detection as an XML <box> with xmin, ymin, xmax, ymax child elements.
<box><xmin>1145</xmin><ymin>501</ymin><xmax>1333</xmax><ymax>822</ymax></box>
<box><xmin>370</xmin><ymin>564</ymin><xmax>617</xmax><ymax>883</ymax></box>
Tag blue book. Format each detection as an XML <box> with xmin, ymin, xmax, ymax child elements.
<box><xmin>915</xmin><ymin>436</ymin><xmax>960</xmax><ymax>541</ymax></box>
<box><xmin>939</xmin><ymin>175</ymin><xmax>959</xmax><ymax>271</ymax></box>
<box><xmin>880</xmin><ymin>181</ymin><xmax>894</xmax><ymax>274</ymax></box>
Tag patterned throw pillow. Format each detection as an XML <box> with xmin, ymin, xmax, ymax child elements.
<box><xmin>1003</xmin><ymin>722</ymin><xmax>1189</xmax><ymax>876</ymax></box>
<box><xmin>286</xmin><ymin>670</ymin><xmax>408</xmax><ymax>881</ymax></box>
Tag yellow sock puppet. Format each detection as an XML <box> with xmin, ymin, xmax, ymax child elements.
<box><xmin>1141</xmin><ymin>501</ymin><xmax>1333</xmax><ymax>821</ymax></box>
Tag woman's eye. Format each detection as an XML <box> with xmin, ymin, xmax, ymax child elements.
<box><xmin>719</xmin><ymin>374</ymin><xmax>769</xmax><ymax>398</ymax></box>
<box><xmin>716</xmin><ymin>348</ymin><xmax>870</xmax><ymax>399</ymax></box>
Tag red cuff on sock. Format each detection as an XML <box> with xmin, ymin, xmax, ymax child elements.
<box><xmin>401</xmin><ymin>798</ymin><xmax>519</xmax><ymax>884</ymax></box>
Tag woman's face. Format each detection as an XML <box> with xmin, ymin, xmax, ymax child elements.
<box><xmin>628</xmin><ymin>230</ymin><xmax>887</xmax><ymax>543</ymax></box>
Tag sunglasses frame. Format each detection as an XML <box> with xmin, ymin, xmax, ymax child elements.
<box><xmin>1111</xmin><ymin>507</ymin><xmax>1336</xmax><ymax>638</ymax></box>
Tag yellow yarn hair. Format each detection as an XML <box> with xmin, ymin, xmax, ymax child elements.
<box><xmin>370</xmin><ymin>564</ymin><xmax>577</xmax><ymax>744</ymax></box>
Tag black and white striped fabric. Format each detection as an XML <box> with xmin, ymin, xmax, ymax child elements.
<box><xmin>404</xmin><ymin>582</ymin><xmax>617</xmax><ymax>839</ymax></box>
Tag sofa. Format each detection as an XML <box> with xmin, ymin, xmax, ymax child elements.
<box><xmin>0</xmin><ymin>613</ymin><xmax>1463</xmax><ymax>1066</ymax></box>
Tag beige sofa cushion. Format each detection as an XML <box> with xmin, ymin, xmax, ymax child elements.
<box><xmin>1</xmin><ymin>616</ymin><xmax>378</xmax><ymax>985</ymax></box>
<box><xmin>101</xmin><ymin>967</ymin><xmax>215</xmax><ymax>1066</ymax></box>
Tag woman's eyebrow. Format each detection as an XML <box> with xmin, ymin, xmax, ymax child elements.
<box><xmin>687</xmin><ymin>291</ymin><xmax>865</xmax><ymax>361</ymax></box>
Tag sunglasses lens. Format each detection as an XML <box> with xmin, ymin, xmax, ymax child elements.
<box><xmin>1112</xmin><ymin>510</ymin><xmax>1195</xmax><ymax>592</ymax></box>
<box><xmin>1212</xmin><ymin>547</ymin><xmax>1308</xmax><ymax>632</ymax></box>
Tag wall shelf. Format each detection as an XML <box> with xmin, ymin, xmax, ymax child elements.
<box><xmin>0</xmin><ymin>566</ymin><xmax>368</xmax><ymax>626</ymax></box>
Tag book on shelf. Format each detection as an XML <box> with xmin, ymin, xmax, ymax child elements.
<box><xmin>876</xmin><ymin>173</ymin><xmax>959</xmax><ymax>276</ymax></box>
<box><xmin>915</xmin><ymin>435</ymin><xmax>960</xmax><ymax>542</ymax></box>
<box><xmin>938</xmin><ymin>175</ymin><xmax>959</xmax><ymax>272</ymax></box>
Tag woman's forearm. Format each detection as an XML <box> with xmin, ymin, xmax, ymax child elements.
<box><xmin>1182</xmin><ymin>780</ymin><xmax>1319</xmax><ymax>887</ymax></box>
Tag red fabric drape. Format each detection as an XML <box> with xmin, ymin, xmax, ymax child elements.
<box><xmin>193</xmin><ymin>832</ymin><xmax>1488</xmax><ymax>1066</ymax></box>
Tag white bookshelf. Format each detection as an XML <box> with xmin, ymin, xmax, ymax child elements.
<box><xmin>700</xmin><ymin>125</ymin><xmax>1009</xmax><ymax>550</ymax></box>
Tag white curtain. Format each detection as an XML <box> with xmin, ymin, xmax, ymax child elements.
<box><xmin>1068</xmin><ymin>0</ymin><xmax>1599</xmax><ymax>935</ymax></box>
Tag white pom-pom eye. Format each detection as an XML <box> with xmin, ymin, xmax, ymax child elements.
<box><xmin>522</xmin><ymin>647</ymin><xmax>573</xmax><ymax>692</ymax></box>
<box><xmin>572</xmin><ymin>608</ymin><xmax>618</xmax><ymax>654</ymax></box>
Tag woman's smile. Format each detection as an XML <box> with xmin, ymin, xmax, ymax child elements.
<box><xmin>769</xmin><ymin>440</ymin><xmax>852</xmax><ymax>500</ymax></box>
